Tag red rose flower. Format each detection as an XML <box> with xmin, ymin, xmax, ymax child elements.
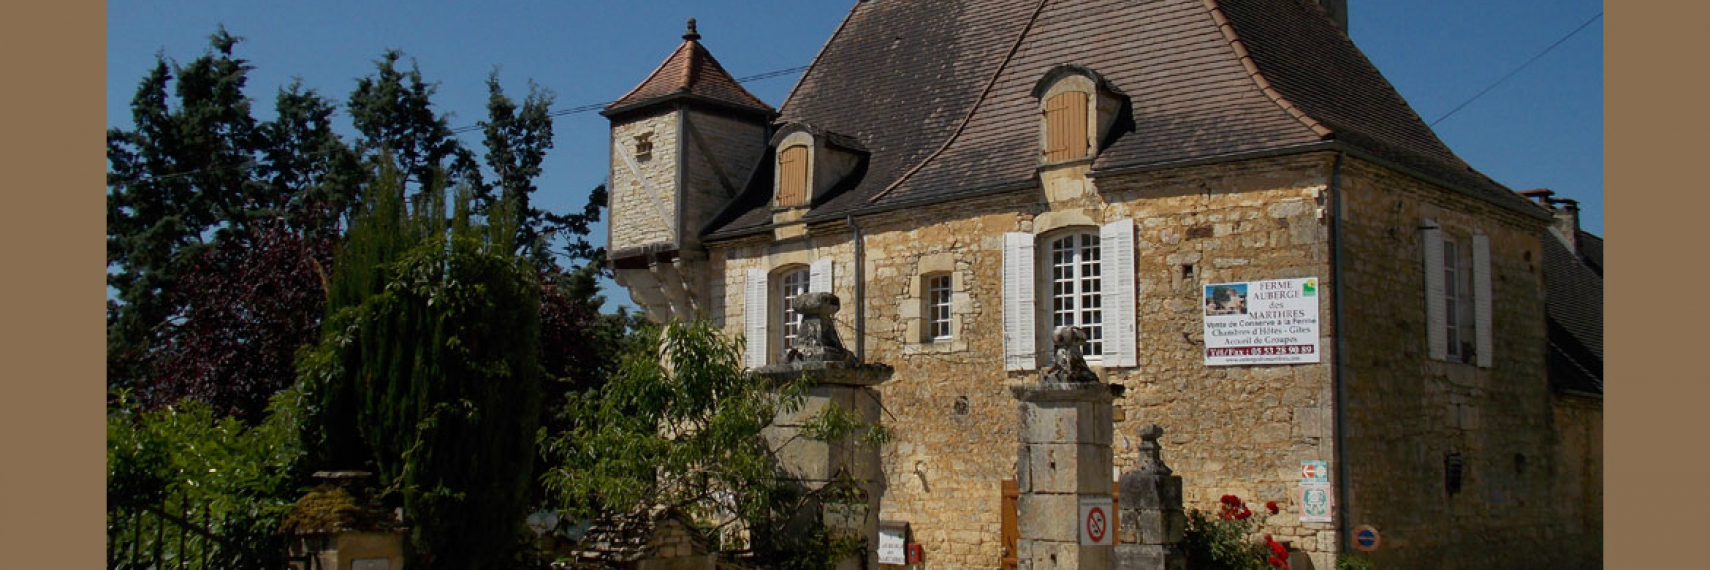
<box><xmin>1266</xmin><ymin>501</ymin><xmax>1280</xmax><ymax>514</ymax></box>
<box><xmin>1268</xmin><ymin>555</ymin><xmax>1286</xmax><ymax>569</ymax></box>
<box><xmin>1235</xmin><ymin>507</ymin><xmax>1252</xmax><ymax>520</ymax></box>
<box><xmin>1221</xmin><ymin>494</ymin><xmax>1239</xmax><ymax>505</ymax></box>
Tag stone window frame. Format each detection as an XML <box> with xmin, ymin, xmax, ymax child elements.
<box><xmin>1039</xmin><ymin>226</ymin><xmax>1105</xmax><ymax>361</ymax></box>
<box><xmin>902</xmin><ymin>252</ymin><xmax>969</xmax><ymax>354</ymax></box>
<box><xmin>771</xmin><ymin>264</ymin><xmax>811</xmax><ymax>362</ymax></box>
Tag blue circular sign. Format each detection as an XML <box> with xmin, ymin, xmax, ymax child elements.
<box><xmin>1352</xmin><ymin>525</ymin><xmax>1380</xmax><ymax>551</ymax></box>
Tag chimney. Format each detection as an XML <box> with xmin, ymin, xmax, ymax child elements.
<box><xmin>1519</xmin><ymin>188</ymin><xmax>1581</xmax><ymax>254</ymax></box>
<box><xmin>1318</xmin><ymin>0</ymin><xmax>1349</xmax><ymax>33</ymax></box>
<box><xmin>1547</xmin><ymin>198</ymin><xmax>1581</xmax><ymax>254</ymax></box>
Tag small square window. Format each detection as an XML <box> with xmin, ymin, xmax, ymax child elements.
<box><xmin>927</xmin><ymin>274</ymin><xmax>953</xmax><ymax>341</ymax></box>
<box><xmin>634</xmin><ymin>132</ymin><xmax>654</xmax><ymax>161</ymax></box>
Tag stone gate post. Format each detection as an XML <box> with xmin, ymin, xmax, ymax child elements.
<box><xmin>1114</xmin><ymin>424</ymin><xmax>1186</xmax><ymax>570</ymax></box>
<box><xmin>1011</xmin><ymin>326</ymin><xmax>1123</xmax><ymax>570</ymax></box>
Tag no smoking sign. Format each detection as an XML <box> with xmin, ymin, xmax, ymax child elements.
<box><xmin>1078</xmin><ymin>496</ymin><xmax>1113</xmax><ymax>546</ymax></box>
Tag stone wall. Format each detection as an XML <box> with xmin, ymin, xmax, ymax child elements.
<box><xmin>1335</xmin><ymin>156</ymin><xmax>1591</xmax><ymax>569</ymax></box>
<box><xmin>684</xmin><ymin>151</ymin><xmax>1597</xmax><ymax>569</ymax></box>
<box><xmin>705</xmin><ymin>153</ymin><xmax>1343</xmax><ymax>568</ymax></box>
<box><xmin>610</xmin><ymin>109</ymin><xmax>681</xmax><ymax>253</ymax></box>
<box><xmin>1550</xmin><ymin>393</ymin><xmax>1602</xmax><ymax>564</ymax></box>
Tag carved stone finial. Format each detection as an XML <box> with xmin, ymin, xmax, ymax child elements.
<box><xmin>783</xmin><ymin>292</ymin><xmax>854</xmax><ymax>365</ymax></box>
<box><xmin>683</xmin><ymin>18</ymin><xmax>701</xmax><ymax>41</ymax></box>
<box><xmin>1042</xmin><ymin>326</ymin><xmax>1100</xmax><ymax>383</ymax></box>
<box><xmin>1136</xmin><ymin>424</ymin><xmax>1173</xmax><ymax>476</ymax></box>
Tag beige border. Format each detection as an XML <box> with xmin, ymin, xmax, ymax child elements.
<box><xmin>1608</xmin><ymin>0</ymin><xmax>1699</xmax><ymax>567</ymax></box>
<box><xmin>1</xmin><ymin>0</ymin><xmax>105</xmax><ymax>566</ymax></box>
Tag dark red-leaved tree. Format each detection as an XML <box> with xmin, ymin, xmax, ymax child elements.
<box><xmin>150</xmin><ymin>223</ymin><xmax>335</xmax><ymax>420</ymax></box>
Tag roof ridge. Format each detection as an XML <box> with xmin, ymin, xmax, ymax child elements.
<box><xmin>1201</xmin><ymin>0</ymin><xmax>1333</xmax><ymax>138</ymax></box>
<box><xmin>779</xmin><ymin>0</ymin><xmax>864</xmax><ymax>116</ymax></box>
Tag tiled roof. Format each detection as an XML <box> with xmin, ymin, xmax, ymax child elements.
<box><xmin>603</xmin><ymin>23</ymin><xmax>774</xmax><ymax>117</ymax></box>
<box><xmin>1542</xmin><ymin>232</ymin><xmax>1603</xmax><ymax>395</ymax></box>
<box><xmin>705</xmin><ymin>0</ymin><xmax>1539</xmax><ymax>237</ymax></box>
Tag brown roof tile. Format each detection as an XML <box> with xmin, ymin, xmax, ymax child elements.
<box><xmin>705</xmin><ymin>0</ymin><xmax>1542</xmax><ymax>237</ymax></box>
<box><xmin>604</xmin><ymin>20</ymin><xmax>774</xmax><ymax>117</ymax></box>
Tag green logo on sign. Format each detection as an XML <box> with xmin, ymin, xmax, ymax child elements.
<box><xmin>1302</xmin><ymin>279</ymin><xmax>1317</xmax><ymax>297</ymax></box>
<box><xmin>1303</xmin><ymin>487</ymin><xmax>1330</xmax><ymax>517</ymax></box>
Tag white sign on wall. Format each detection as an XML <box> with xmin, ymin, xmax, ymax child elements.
<box><xmin>1079</xmin><ymin>496</ymin><xmax>1113</xmax><ymax>546</ymax></box>
<box><xmin>877</xmin><ymin>524</ymin><xmax>907</xmax><ymax>565</ymax></box>
<box><xmin>1298</xmin><ymin>483</ymin><xmax>1334</xmax><ymax>523</ymax></box>
<box><xmin>1203</xmin><ymin>278</ymin><xmax>1321</xmax><ymax>366</ymax></box>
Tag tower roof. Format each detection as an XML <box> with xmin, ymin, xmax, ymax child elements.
<box><xmin>603</xmin><ymin>18</ymin><xmax>775</xmax><ymax>118</ymax></box>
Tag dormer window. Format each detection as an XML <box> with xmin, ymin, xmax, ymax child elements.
<box><xmin>1033</xmin><ymin>65</ymin><xmax>1126</xmax><ymax>165</ymax></box>
<box><xmin>777</xmin><ymin>144</ymin><xmax>809</xmax><ymax>207</ymax></box>
<box><xmin>770</xmin><ymin>123</ymin><xmax>866</xmax><ymax>212</ymax></box>
<box><xmin>1044</xmin><ymin>91</ymin><xmax>1090</xmax><ymax>162</ymax></box>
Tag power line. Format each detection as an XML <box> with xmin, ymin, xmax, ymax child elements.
<box><xmin>114</xmin><ymin>65</ymin><xmax>810</xmax><ymax>185</ymax></box>
<box><xmin>1429</xmin><ymin>12</ymin><xmax>1602</xmax><ymax>127</ymax></box>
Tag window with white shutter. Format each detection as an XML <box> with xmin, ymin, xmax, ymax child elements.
<box><xmin>1422</xmin><ymin>220</ymin><xmax>1447</xmax><ymax>361</ymax></box>
<box><xmin>1424</xmin><ymin>220</ymin><xmax>1492</xmax><ymax>366</ymax></box>
<box><xmin>1472</xmin><ymin>234</ymin><xmax>1493</xmax><ymax>368</ymax></box>
<box><xmin>1003</xmin><ymin>233</ymin><xmax>1037</xmax><ymax>371</ymax></box>
<box><xmin>744</xmin><ymin>268</ymin><xmax>768</xmax><ymax>368</ymax></box>
<box><xmin>1099</xmin><ymin>220</ymin><xmax>1137</xmax><ymax>367</ymax></box>
<box><xmin>1005</xmin><ymin>222</ymin><xmax>1138</xmax><ymax>371</ymax></box>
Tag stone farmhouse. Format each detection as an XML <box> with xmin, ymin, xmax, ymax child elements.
<box><xmin>600</xmin><ymin>1</ymin><xmax>1602</xmax><ymax>568</ymax></box>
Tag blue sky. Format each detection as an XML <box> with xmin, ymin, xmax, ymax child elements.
<box><xmin>108</xmin><ymin>0</ymin><xmax>1604</xmax><ymax>309</ymax></box>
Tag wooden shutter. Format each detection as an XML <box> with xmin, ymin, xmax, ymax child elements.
<box><xmin>810</xmin><ymin>258</ymin><xmax>833</xmax><ymax>293</ymax></box>
<box><xmin>1422</xmin><ymin>220</ymin><xmax>1447</xmax><ymax>361</ymax></box>
<box><xmin>1472</xmin><ymin>233</ymin><xmax>1493</xmax><ymax>368</ymax></box>
<box><xmin>1004</xmin><ymin>232</ymin><xmax>1038</xmax><ymax>371</ymax></box>
<box><xmin>777</xmin><ymin>146</ymin><xmax>809</xmax><ymax>207</ymax></box>
<box><xmin>1044</xmin><ymin>92</ymin><xmax>1089</xmax><ymax>162</ymax></box>
<box><xmin>744</xmin><ymin>268</ymin><xmax>769</xmax><ymax>368</ymax></box>
<box><xmin>1100</xmin><ymin>220</ymin><xmax>1137</xmax><ymax>367</ymax></box>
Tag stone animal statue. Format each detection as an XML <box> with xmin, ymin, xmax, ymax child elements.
<box><xmin>783</xmin><ymin>292</ymin><xmax>855</xmax><ymax>365</ymax></box>
<box><xmin>1042</xmin><ymin>325</ymin><xmax>1100</xmax><ymax>383</ymax></box>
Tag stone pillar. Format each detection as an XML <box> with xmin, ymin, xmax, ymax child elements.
<box><xmin>1012</xmin><ymin>380</ymin><xmax>1121</xmax><ymax>570</ymax></box>
<box><xmin>1115</xmin><ymin>425</ymin><xmax>1186</xmax><ymax>570</ymax></box>
<box><xmin>756</xmin><ymin>292</ymin><xmax>892</xmax><ymax>570</ymax></box>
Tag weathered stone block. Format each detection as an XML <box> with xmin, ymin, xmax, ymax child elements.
<box><xmin>1024</xmin><ymin>443</ymin><xmax>1114</xmax><ymax>494</ymax></box>
<box><xmin>1018</xmin><ymin>494</ymin><xmax>1080</xmax><ymax>543</ymax></box>
<box><xmin>1117</xmin><ymin>474</ymin><xmax>1181</xmax><ymax>511</ymax></box>
<box><xmin>1113</xmin><ymin>543</ymin><xmax>1185</xmax><ymax>570</ymax></box>
<box><xmin>1119</xmin><ymin>508</ymin><xmax>1185</xmax><ymax>545</ymax></box>
<box><xmin>1021</xmin><ymin>400</ymin><xmax>1114</xmax><ymax>445</ymax></box>
<box><xmin>1026</xmin><ymin>540</ymin><xmax>1112</xmax><ymax>570</ymax></box>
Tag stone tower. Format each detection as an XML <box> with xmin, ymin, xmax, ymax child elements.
<box><xmin>602</xmin><ymin>18</ymin><xmax>775</xmax><ymax>321</ymax></box>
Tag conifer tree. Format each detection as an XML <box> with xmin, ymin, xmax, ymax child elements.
<box><xmin>299</xmin><ymin>161</ymin><xmax>542</xmax><ymax>569</ymax></box>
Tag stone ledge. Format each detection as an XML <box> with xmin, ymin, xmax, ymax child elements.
<box><xmin>1010</xmin><ymin>381</ymin><xmax>1125</xmax><ymax>403</ymax></box>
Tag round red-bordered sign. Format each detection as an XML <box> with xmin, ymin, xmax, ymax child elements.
<box><xmin>1085</xmin><ymin>506</ymin><xmax>1107</xmax><ymax>543</ymax></box>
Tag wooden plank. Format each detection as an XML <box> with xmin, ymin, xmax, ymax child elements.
<box><xmin>1002</xmin><ymin>479</ymin><xmax>1019</xmax><ymax>570</ymax></box>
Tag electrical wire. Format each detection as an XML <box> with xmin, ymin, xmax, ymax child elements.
<box><xmin>112</xmin><ymin>65</ymin><xmax>811</xmax><ymax>185</ymax></box>
<box><xmin>1429</xmin><ymin>12</ymin><xmax>1602</xmax><ymax>127</ymax></box>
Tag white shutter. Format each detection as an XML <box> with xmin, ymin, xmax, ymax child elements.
<box><xmin>1003</xmin><ymin>232</ymin><xmax>1038</xmax><ymax>371</ymax></box>
<box><xmin>1100</xmin><ymin>220</ymin><xmax>1137</xmax><ymax>367</ymax></box>
<box><xmin>744</xmin><ymin>268</ymin><xmax>769</xmax><ymax>368</ymax></box>
<box><xmin>810</xmin><ymin>258</ymin><xmax>833</xmax><ymax>293</ymax></box>
<box><xmin>1422</xmin><ymin>220</ymin><xmax>1447</xmax><ymax>361</ymax></box>
<box><xmin>1472</xmin><ymin>234</ymin><xmax>1493</xmax><ymax>368</ymax></box>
